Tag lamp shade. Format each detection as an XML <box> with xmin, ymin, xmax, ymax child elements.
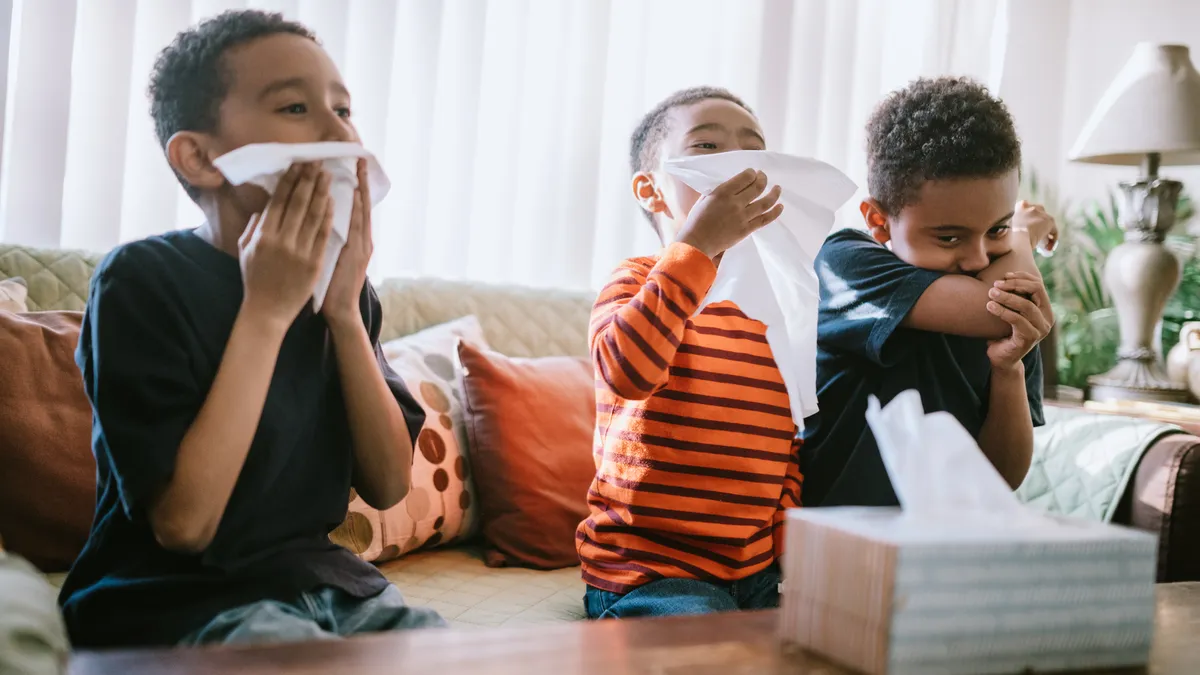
<box><xmin>1070</xmin><ymin>43</ymin><xmax>1200</xmax><ymax>167</ymax></box>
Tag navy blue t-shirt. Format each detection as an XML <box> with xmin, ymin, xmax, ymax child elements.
<box><xmin>800</xmin><ymin>228</ymin><xmax>1044</xmax><ymax>507</ymax></box>
<box><xmin>58</xmin><ymin>229</ymin><xmax>425</xmax><ymax>648</ymax></box>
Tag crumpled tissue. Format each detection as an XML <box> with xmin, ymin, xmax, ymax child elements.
<box><xmin>664</xmin><ymin>150</ymin><xmax>857</xmax><ymax>428</ymax></box>
<box><xmin>212</xmin><ymin>142</ymin><xmax>391</xmax><ymax>312</ymax></box>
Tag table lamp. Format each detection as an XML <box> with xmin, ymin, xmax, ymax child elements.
<box><xmin>1070</xmin><ymin>43</ymin><xmax>1200</xmax><ymax>403</ymax></box>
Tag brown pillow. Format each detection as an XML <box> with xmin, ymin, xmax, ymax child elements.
<box><xmin>0</xmin><ymin>312</ymin><xmax>95</xmax><ymax>572</ymax></box>
<box><xmin>457</xmin><ymin>341</ymin><xmax>595</xmax><ymax>569</ymax></box>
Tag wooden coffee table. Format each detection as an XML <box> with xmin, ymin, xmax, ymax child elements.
<box><xmin>70</xmin><ymin>583</ymin><xmax>1200</xmax><ymax>674</ymax></box>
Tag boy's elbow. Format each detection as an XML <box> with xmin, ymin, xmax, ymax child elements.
<box><xmin>357</xmin><ymin>471</ymin><xmax>411</xmax><ymax>511</ymax></box>
<box><xmin>1000</xmin><ymin>453</ymin><xmax>1032</xmax><ymax>490</ymax></box>
<box><xmin>600</xmin><ymin>379</ymin><xmax>655</xmax><ymax>401</ymax></box>
<box><xmin>982</xmin><ymin>315</ymin><xmax>1014</xmax><ymax>341</ymax></box>
<box><xmin>592</xmin><ymin>348</ymin><xmax>658</xmax><ymax>401</ymax></box>
<box><xmin>149</xmin><ymin>509</ymin><xmax>215</xmax><ymax>554</ymax></box>
<box><xmin>363</xmin><ymin>483</ymin><xmax>409</xmax><ymax>511</ymax></box>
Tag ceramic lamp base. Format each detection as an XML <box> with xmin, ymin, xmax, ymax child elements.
<box><xmin>1089</xmin><ymin>356</ymin><xmax>1191</xmax><ymax>403</ymax></box>
<box><xmin>1087</xmin><ymin>175</ymin><xmax>1188</xmax><ymax>405</ymax></box>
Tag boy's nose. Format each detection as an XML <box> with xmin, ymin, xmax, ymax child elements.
<box><xmin>319</xmin><ymin>113</ymin><xmax>358</xmax><ymax>144</ymax></box>
<box><xmin>959</xmin><ymin>245</ymin><xmax>990</xmax><ymax>274</ymax></box>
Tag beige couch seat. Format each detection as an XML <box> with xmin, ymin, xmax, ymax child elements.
<box><xmin>379</xmin><ymin>546</ymin><xmax>586</xmax><ymax>626</ymax></box>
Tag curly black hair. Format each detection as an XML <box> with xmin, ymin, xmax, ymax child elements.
<box><xmin>630</xmin><ymin>86</ymin><xmax>754</xmax><ymax>225</ymax></box>
<box><xmin>865</xmin><ymin>76</ymin><xmax>1020</xmax><ymax>214</ymax></box>
<box><xmin>148</xmin><ymin>10</ymin><xmax>316</xmax><ymax>198</ymax></box>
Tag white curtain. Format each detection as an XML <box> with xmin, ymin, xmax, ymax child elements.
<box><xmin>0</xmin><ymin>0</ymin><xmax>1008</xmax><ymax>290</ymax></box>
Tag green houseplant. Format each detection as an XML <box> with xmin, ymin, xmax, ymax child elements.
<box><xmin>1022</xmin><ymin>170</ymin><xmax>1199</xmax><ymax>390</ymax></box>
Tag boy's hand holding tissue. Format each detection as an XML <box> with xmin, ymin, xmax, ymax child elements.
<box><xmin>316</xmin><ymin>157</ymin><xmax>374</xmax><ymax>330</ymax></box>
<box><xmin>239</xmin><ymin>161</ymin><xmax>333</xmax><ymax>331</ymax></box>
<box><xmin>676</xmin><ymin>168</ymin><xmax>783</xmax><ymax>258</ymax></box>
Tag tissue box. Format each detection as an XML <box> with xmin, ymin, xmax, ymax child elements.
<box><xmin>779</xmin><ymin>507</ymin><xmax>1157</xmax><ymax>675</ymax></box>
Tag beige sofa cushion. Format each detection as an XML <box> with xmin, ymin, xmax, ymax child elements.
<box><xmin>378</xmin><ymin>545</ymin><xmax>587</xmax><ymax>626</ymax></box>
<box><xmin>44</xmin><ymin>546</ymin><xmax>588</xmax><ymax>627</ymax></box>
<box><xmin>0</xmin><ymin>278</ymin><xmax>28</xmax><ymax>312</ymax></box>
<box><xmin>376</xmin><ymin>277</ymin><xmax>592</xmax><ymax>358</ymax></box>
<box><xmin>0</xmin><ymin>245</ymin><xmax>101</xmax><ymax>311</ymax></box>
<box><xmin>1</xmin><ymin>245</ymin><xmax>596</xmax><ymax>359</ymax></box>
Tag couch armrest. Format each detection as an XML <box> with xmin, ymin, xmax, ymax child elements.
<box><xmin>1113</xmin><ymin>434</ymin><xmax>1200</xmax><ymax>583</ymax></box>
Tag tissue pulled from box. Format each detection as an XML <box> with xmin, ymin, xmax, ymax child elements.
<box><xmin>663</xmin><ymin>151</ymin><xmax>857</xmax><ymax>428</ymax></box>
<box><xmin>865</xmin><ymin>390</ymin><xmax>1030</xmax><ymax>521</ymax></box>
<box><xmin>212</xmin><ymin>142</ymin><xmax>391</xmax><ymax>312</ymax></box>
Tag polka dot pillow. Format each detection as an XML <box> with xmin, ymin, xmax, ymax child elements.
<box><xmin>331</xmin><ymin>315</ymin><xmax>486</xmax><ymax>563</ymax></box>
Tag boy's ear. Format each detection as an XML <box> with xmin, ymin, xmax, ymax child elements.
<box><xmin>166</xmin><ymin>132</ymin><xmax>225</xmax><ymax>194</ymax></box>
<box><xmin>861</xmin><ymin>199</ymin><xmax>891</xmax><ymax>245</ymax></box>
<box><xmin>631</xmin><ymin>172</ymin><xmax>669</xmax><ymax>219</ymax></box>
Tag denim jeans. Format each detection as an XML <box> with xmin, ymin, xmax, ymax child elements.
<box><xmin>180</xmin><ymin>584</ymin><xmax>445</xmax><ymax>646</ymax></box>
<box><xmin>585</xmin><ymin>564</ymin><xmax>781</xmax><ymax>619</ymax></box>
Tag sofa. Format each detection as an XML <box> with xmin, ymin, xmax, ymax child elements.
<box><xmin>1</xmin><ymin>242</ymin><xmax>1199</xmax><ymax>634</ymax></box>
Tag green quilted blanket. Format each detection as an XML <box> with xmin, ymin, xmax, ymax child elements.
<box><xmin>1016</xmin><ymin>405</ymin><xmax>1182</xmax><ymax>522</ymax></box>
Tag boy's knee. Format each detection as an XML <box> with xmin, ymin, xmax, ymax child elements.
<box><xmin>601</xmin><ymin>578</ymin><xmax>738</xmax><ymax>618</ymax></box>
<box><xmin>185</xmin><ymin>600</ymin><xmax>328</xmax><ymax>646</ymax></box>
<box><xmin>0</xmin><ymin>554</ymin><xmax>69</xmax><ymax>675</ymax></box>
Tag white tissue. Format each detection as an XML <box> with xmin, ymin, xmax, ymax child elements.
<box><xmin>664</xmin><ymin>151</ymin><xmax>857</xmax><ymax>428</ymax></box>
<box><xmin>212</xmin><ymin>142</ymin><xmax>391</xmax><ymax>312</ymax></box>
<box><xmin>865</xmin><ymin>391</ymin><xmax>1025</xmax><ymax>520</ymax></box>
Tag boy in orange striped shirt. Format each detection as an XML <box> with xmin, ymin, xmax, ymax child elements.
<box><xmin>577</xmin><ymin>87</ymin><xmax>802</xmax><ymax>619</ymax></box>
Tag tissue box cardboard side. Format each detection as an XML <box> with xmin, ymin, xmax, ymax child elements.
<box><xmin>780</xmin><ymin>508</ymin><xmax>1157</xmax><ymax>675</ymax></box>
<box><xmin>779</xmin><ymin>511</ymin><xmax>898</xmax><ymax>675</ymax></box>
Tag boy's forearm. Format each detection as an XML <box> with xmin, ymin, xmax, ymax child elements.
<box><xmin>592</xmin><ymin>243</ymin><xmax>716</xmax><ymax>400</ymax></box>
<box><xmin>978</xmin><ymin>232</ymin><xmax>1040</xmax><ymax>285</ymax></box>
<box><xmin>976</xmin><ymin>363</ymin><xmax>1034</xmax><ymax>489</ymax></box>
<box><xmin>149</xmin><ymin>309</ymin><xmax>287</xmax><ymax>553</ymax></box>
<box><xmin>329</xmin><ymin>316</ymin><xmax>414</xmax><ymax>511</ymax></box>
<box><xmin>903</xmin><ymin>233</ymin><xmax>1039</xmax><ymax>340</ymax></box>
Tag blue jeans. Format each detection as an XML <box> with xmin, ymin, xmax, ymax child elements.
<box><xmin>181</xmin><ymin>585</ymin><xmax>445</xmax><ymax>646</ymax></box>
<box><xmin>585</xmin><ymin>564</ymin><xmax>781</xmax><ymax>619</ymax></box>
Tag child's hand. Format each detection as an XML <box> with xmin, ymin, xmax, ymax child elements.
<box><xmin>1012</xmin><ymin>201</ymin><xmax>1058</xmax><ymax>253</ymax></box>
<box><xmin>238</xmin><ymin>162</ymin><xmax>332</xmax><ymax>329</ymax></box>
<box><xmin>676</xmin><ymin>169</ymin><xmax>783</xmax><ymax>259</ymax></box>
<box><xmin>985</xmin><ymin>271</ymin><xmax>1054</xmax><ymax>371</ymax></box>
<box><xmin>322</xmin><ymin>158</ymin><xmax>374</xmax><ymax>330</ymax></box>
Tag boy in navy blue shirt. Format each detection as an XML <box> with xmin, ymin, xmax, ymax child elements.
<box><xmin>58</xmin><ymin>10</ymin><xmax>443</xmax><ymax>648</ymax></box>
<box><xmin>802</xmin><ymin>77</ymin><xmax>1054</xmax><ymax>507</ymax></box>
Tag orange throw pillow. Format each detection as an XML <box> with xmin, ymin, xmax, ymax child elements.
<box><xmin>457</xmin><ymin>342</ymin><xmax>595</xmax><ymax>569</ymax></box>
<box><xmin>0</xmin><ymin>311</ymin><xmax>95</xmax><ymax>572</ymax></box>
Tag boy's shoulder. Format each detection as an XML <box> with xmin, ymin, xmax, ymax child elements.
<box><xmin>818</xmin><ymin>227</ymin><xmax>881</xmax><ymax>260</ymax></box>
<box><xmin>96</xmin><ymin>230</ymin><xmax>197</xmax><ymax>284</ymax></box>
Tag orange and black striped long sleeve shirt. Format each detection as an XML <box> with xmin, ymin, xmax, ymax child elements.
<box><xmin>576</xmin><ymin>242</ymin><xmax>803</xmax><ymax>595</ymax></box>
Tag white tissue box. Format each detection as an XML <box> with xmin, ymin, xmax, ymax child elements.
<box><xmin>779</xmin><ymin>507</ymin><xmax>1157</xmax><ymax>675</ymax></box>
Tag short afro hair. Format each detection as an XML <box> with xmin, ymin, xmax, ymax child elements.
<box><xmin>865</xmin><ymin>76</ymin><xmax>1020</xmax><ymax>214</ymax></box>
<box><xmin>148</xmin><ymin>10</ymin><xmax>316</xmax><ymax>198</ymax></box>
<box><xmin>630</xmin><ymin>86</ymin><xmax>754</xmax><ymax>225</ymax></box>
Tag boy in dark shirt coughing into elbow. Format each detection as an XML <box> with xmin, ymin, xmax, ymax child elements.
<box><xmin>802</xmin><ymin>77</ymin><xmax>1055</xmax><ymax>507</ymax></box>
<box><xmin>58</xmin><ymin>10</ymin><xmax>443</xmax><ymax>648</ymax></box>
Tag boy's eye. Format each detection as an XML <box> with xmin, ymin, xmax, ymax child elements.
<box><xmin>336</xmin><ymin>107</ymin><xmax>352</xmax><ymax>119</ymax></box>
<box><xmin>691</xmin><ymin>142</ymin><xmax>719</xmax><ymax>150</ymax></box>
<box><xmin>279</xmin><ymin>103</ymin><xmax>307</xmax><ymax>114</ymax></box>
<box><xmin>989</xmin><ymin>224</ymin><xmax>1011</xmax><ymax>237</ymax></box>
<box><xmin>936</xmin><ymin>235</ymin><xmax>961</xmax><ymax>244</ymax></box>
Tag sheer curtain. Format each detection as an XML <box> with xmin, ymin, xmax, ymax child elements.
<box><xmin>0</xmin><ymin>0</ymin><xmax>1008</xmax><ymax>290</ymax></box>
